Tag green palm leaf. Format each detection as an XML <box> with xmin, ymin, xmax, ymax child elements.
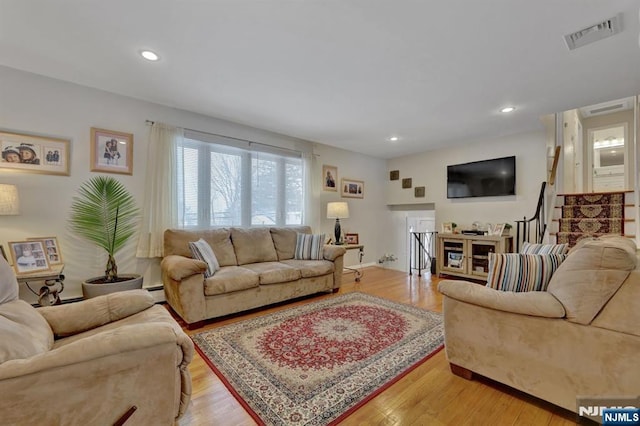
<box><xmin>69</xmin><ymin>176</ymin><xmax>139</xmax><ymax>281</ymax></box>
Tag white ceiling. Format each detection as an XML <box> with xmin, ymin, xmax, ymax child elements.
<box><xmin>1</xmin><ymin>1</ymin><xmax>639</xmax><ymax>159</ymax></box>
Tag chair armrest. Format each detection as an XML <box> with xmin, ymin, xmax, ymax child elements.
<box><xmin>0</xmin><ymin>322</ymin><xmax>190</xmax><ymax>380</ymax></box>
<box><xmin>438</xmin><ymin>280</ymin><xmax>566</xmax><ymax>318</ymax></box>
<box><xmin>161</xmin><ymin>255</ymin><xmax>207</xmax><ymax>281</ymax></box>
<box><xmin>37</xmin><ymin>289</ymin><xmax>154</xmax><ymax>337</ymax></box>
<box><xmin>323</xmin><ymin>245</ymin><xmax>346</xmax><ymax>261</ymax></box>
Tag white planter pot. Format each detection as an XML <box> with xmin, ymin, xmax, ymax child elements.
<box><xmin>81</xmin><ymin>274</ymin><xmax>143</xmax><ymax>299</ymax></box>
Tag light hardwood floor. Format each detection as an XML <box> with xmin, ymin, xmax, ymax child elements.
<box><xmin>177</xmin><ymin>267</ymin><xmax>577</xmax><ymax>425</ymax></box>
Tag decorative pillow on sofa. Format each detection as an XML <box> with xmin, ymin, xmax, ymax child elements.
<box><xmin>188</xmin><ymin>239</ymin><xmax>220</xmax><ymax>278</ymax></box>
<box><xmin>520</xmin><ymin>242</ymin><xmax>568</xmax><ymax>255</ymax></box>
<box><xmin>294</xmin><ymin>233</ymin><xmax>325</xmax><ymax>260</ymax></box>
<box><xmin>486</xmin><ymin>253</ymin><xmax>567</xmax><ymax>292</ymax></box>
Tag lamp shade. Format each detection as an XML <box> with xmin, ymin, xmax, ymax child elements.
<box><xmin>0</xmin><ymin>184</ymin><xmax>19</xmax><ymax>215</ymax></box>
<box><xmin>327</xmin><ymin>201</ymin><xmax>349</xmax><ymax>219</ymax></box>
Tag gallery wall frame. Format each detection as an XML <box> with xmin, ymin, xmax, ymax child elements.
<box><xmin>90</xmin><ymin>127</ymin><xmax>133</xmax><ymax>175</ymax></box>
<box><xmin>0</xmin><ymin>130</ymin><xmax>70</xmax><ymax>175</ymax></box>
<box><xmin>341</xmin><ymin>178</ymin><xmax>364</xmax><ymax>199</ymax></box>
<box><xmin>322</xmin><ymin>164</ymin><xmax>338</xmax><ymax>191</ymax></box>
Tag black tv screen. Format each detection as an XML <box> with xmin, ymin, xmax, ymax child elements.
<box><xmin>447</xmin><ymin>156</ymin><xmax>516</xmax><ymax>199</ymax></box>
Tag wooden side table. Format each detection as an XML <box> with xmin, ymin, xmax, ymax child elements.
<box><xmin>343</xmin><ymin>244</ymin><xmax>364</xmax><ymax>282</ymax></box>
<box><xmin>16</xmin><ymin>264</ymin><xmax>65</xmax><ymax>306</ymax></box>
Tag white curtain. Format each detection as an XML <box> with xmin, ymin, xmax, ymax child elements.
<box><xmin>136</xmin><ymin>122</ymin><xmax>184</xmax><ymax>258</ymax></box>
<box><xmin>301</xmin><ymin>151</ymin><xmax>319</xmax><ymax>230</ymax></box>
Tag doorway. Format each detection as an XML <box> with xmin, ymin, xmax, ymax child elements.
<box><xmin>587</xmin><ymin>123</ymin><xmax>628</xmax><ymax>192</ymax></box>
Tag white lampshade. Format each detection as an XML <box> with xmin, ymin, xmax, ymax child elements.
<box><xmin>327</xmin><ymin>202</ymin><xmax>349</xmax><ymax>219</ymax></box>
<box><xmin>0</xmin><ymin>184</ymin><xmax>19</xmax><ymax>215</ymax></box>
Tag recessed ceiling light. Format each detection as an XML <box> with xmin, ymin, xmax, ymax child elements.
<box><xmin>141</xmin><ymin>50</ymin><xmax>159</xmax><ymax>61</ymax></box>
<box><xmin>500</xmin><ymin>106</ymin><xmax>516</xmax><ymax>113</ymax></box>
<box><xmin>388</xmin><ymin>136</ymin><xmax>399</xmax><ymax>142</ymax></box>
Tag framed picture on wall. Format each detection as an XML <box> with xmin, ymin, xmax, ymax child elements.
<box><xmin>322</xmin><ymin>165</ymin><xmax>338</xmax><ymax>191</ymax></box>
<box><xmin>0</xmin><ymin>130</ymin><xmax>70</xmax><ymax>176</ymax></box>
<box><xmin>341</xmin><ymin>178</ymin><xmax>364</xmax><ymax>199</ymax></box>
<box><xmin>90</xmin><ymin>127</ymin><xmax>134</xmax><ymax>175</ymax></box>
<box><xmin>8</xmin><ymin>240</ymin><xmax>50</xmax><ymax>274</ymax></box>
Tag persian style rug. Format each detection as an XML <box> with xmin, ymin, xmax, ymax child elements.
<box><xmin>557</xmin><ymin>191</ymin><xmax>625</xmax><ymax>246</ymax></box>
<box><xmin>192</xmin><ymin>292</ymin><xmax>444</xmax><ymax>425</ymax></box>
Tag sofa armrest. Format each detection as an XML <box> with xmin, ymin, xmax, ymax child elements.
<box><xmin>438</xmin><ymin>280</ymin><xmax>566</xmax><ymax>318</ymax></box>
<box><xmin>0</xmin><ymin>322</ymin><xmax>190</xmax><ymax>380</ymax></box>
<box><xmin>161</xmin><ymin>255</ymin><xmax>207</xmax><ymax>281</ymax></box>
<box><xmin>323</xmin><ymin>245</ymin><xmax>346</xmax><ymax>261</ymax></box>
<box><xmin>37</xmin><ymin>289</ymin><xmax>155</xmax><ymax>337</ymax></box>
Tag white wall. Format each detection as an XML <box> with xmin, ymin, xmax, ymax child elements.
<box><xmin>0</xmin><ymin>65</ymin><xmax>385</xmax><ymax>300</ymax></box>
<box><xmin>386</xmin><ymin>131</ymin><xmax>547</xmax><ymax>241</ymax></box>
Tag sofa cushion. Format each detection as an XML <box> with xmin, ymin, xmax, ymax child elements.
<box><xmin>294</xmin><ymin>233</ymin><xmax>325</xmax><ymax>260</ymax></box>
<box><xmin>188</xmin><ymin>239</ymin><xmax>220</xmax><ymax>277</ymax></box>
<box><xmin>270</xmin><ymin>226</ymin><xmax>312</xmax><ymax>260</ymax></box>
<box><xmin>231</xmin><ymin>228</ymin><xmax>278</xmax><ymax>265</ymax></box>
<box><xmin>204</xmin><ymin>266</ymin><xmax>259</xmax><ymax>296</ymax></box>
<box><xmin>242</xmin><ymin>262</ymin><xmax>301</xmax><ymax>285</ymax></box>
<box><xmin>486</xmin><ymin>253</ymin><xmax>566</xmax><ymax>292</ymax></box>
<box><xmin>0</xmin><ymin>299</ymin><xmax>53</xmax><ymax>363</ymax></box>
<box><xmin>520</xmin><ymin>242</ymin><xmax>568</xmax><ymax>255</ymax></box>
<box><xmin>280</xmin><ymin>259</ymin><xmax>335</xmax><ymax>278</ymax></box>
<box><xmin>0</xmin><ymin>255</ymin><xmax>18</xmax><ymax>304</ymax></box>
<box><xmin>164</xmin><ymin>228</ymin><xmax>237</xmax><ymax>266</ymax></box>
<box><xmin>591</xmin><ymin>270</ymin><xmax>640</xmax><ymax>337</ymax></box>
<box><xmin>547</xmin><ymin>236</ymin><xmax>637</xmax><ymax>325</ymax></box>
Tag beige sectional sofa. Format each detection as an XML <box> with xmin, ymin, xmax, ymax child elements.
<box><xmin>438</xmin><ymin>236</ymin><xmax>640</xmax><ymax>415</ymax></box>
<box><xmin>161</xmin><ymin>226</ymin><xmax>346</xmax><ymax>327</ymax></box>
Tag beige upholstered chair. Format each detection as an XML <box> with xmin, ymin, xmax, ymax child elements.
<box><xmin>0</xmin><ymin>256</ymin><xmax>193</xmax><ymax>425</ymax></box>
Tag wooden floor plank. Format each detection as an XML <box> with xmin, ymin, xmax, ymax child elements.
<box><xmin>177</xmin><ymin>267</ymin><xmax>576</xmax><ymax>426</ymax></box>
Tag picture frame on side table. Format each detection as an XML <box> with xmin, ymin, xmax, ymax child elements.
<box><xmin>341</xmin><ymin>178</ymin><xmax>364</xmax><ymax>198</ymax></box>
<box><xmin>322</xmin><ymin>165</ymin><xmax>338</xmax><ymax>191</ymax></box>
<box><xmin>27</xmin><ymin>236</ymin><xmax>63</xmax><ymax>265</ymax></box>
<box><xmin>345</xmin><ymin>233</ymin><xmax>359</xmax><ymax>245</ymax></box>
<box><xmin>0</xmin><ymin>245</ymin><xmax>6</xmax><ymax>261</ymax></box>
<box><xmin>8</xmin><ymin>240</ymin><xmax>50</xmax><ymax>274</ymax></box>
<box><xmin>90</xmin><ymin>127</ymin><xmax>133</xmax><ymax>175</ymax></box>
<box><xmin>0</xmin><ymin>130</ymin><xmax>70</xmax><ymax>176</ymax></box>
<box><xmin>441</xmin><ymin>222</ymin><xmax>453</xmax><ymax>233</ymax></box>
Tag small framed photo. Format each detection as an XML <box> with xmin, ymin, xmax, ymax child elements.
<box><xmin>8</xmin><ymin>241</ymin><xmax>50</xmax><ymax>274</ymax></box>
<box><xmin>341</xmin><ymin>178</ymin><xmax>364</xmax><ymax>199</ymax></box>
<box><xmin>345</xmin><ymin>233</ymin><xmax>359</xmax><ymax>245</ymax></box>
<box><xmin>91</xmin><ymin>127</ymin><xmax>133</xmax><ymax>175</ymax></box>
<box><xmin>27</xmin><ymin>237</ymin><xmax>62</xmax><ymax>265</ymax></box>
<box><xmin>488</xmin><ymin>223</ymin><xmax>506</xmax><ymax>236</ymax></box>
<box><xmin>402</xmin><ymin>178</ymin><xmax>412</xmax><ymax>189</ymax></box>
<box><xmin>415</xmin><ymin>186</ymin><xmax>425</xmax><ymax>197</ymax></box>
<box><xmin>441</xmin><ymin>222</ymin><xmax>453</xmax><ymax>233</ymax></box>
<box><xmin>322</xmin><ymin>164</ymin><xmax>338</xmax><ymax>191</ymax></box>
<box><xmin>0</xmin><ymin>130</ymin><xmax>70</xmax><ymax>175</ymax></box>
<box><xmin>389</xmin><ymin>170</ymin><xmax>399</xmax><ymax>181</ymax></box>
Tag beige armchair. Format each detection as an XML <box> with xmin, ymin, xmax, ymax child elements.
<box><xmin>0</xmin><ymin>254</ymin><xmax>193</xmax><ymax>425</ymax></box>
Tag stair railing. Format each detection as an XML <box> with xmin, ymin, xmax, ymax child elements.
<box><xmin>409</xmin><ymin>231</ymin><xmax>437</xmax><ymax>276</ymax></box>
<box><xmin>515</xmin><ymin>181</ymin><xmax>547</xmax><ymax>252</ymax></box>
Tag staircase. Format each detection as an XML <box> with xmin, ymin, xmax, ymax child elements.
<box><xmin>552</xmin><ymin>191</ymin><xmax>634</xmax><ymax>246</ymax></box>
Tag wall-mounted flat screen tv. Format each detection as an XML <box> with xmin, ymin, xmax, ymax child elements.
<box><xmin>447</xmin><ymin>156</ymin><xmax>516</xmax><ymax>199</ymax></box>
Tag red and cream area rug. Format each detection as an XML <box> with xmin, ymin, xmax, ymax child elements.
<box><xmin>192</xmin><ymin>292</ymin><xmax>444</xmax><ymax>425</ymax></box>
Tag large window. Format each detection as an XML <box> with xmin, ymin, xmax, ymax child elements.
<box><xmin>176</xmin><ymin>131</ymin><xmax>305</xmax><ymax>228</ymax></box>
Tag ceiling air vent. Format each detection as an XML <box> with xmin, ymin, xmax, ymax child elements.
<box><xmin>564</xmin><ymin>14</ymin><xmax>623</xmax><ymax>50</ymax></box>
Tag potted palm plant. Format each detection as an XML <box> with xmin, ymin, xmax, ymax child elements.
<box><xmin>69</xmin><ymin>176</ymin><xmax>142</xmax><ymax>298</ymax></box>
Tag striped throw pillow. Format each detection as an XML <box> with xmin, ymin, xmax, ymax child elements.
<box><xmin>520</xmin><ymin>242</ymin><xmax>569</xmax><ymax>255</ymax></box>
<box><xmin>294</xmin><ymin>233</ymin><xmax>325</xmax><ymax>260</ymax></box>
<box><xmin>486</xmin><ymin>253</ymin><xmax>566</xmax><ymax>292</ymax></box>
<box><xmin>188</xmin><ymin>238</ymin><xmax>220</xmax><ymax>278</ymax></box>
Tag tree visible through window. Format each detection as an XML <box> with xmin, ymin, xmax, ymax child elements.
<box><xmin>176</xmin><ymin>135</ymin><xmax>304</xmax><ymax>228</ymax></box>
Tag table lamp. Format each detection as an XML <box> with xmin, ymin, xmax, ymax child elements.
<box><xmin>327</xmin><ymin>202</ymin><xmax>349</xmax><ymax>245</ymax></box>
<box><xmin>0</xmin><ymin>184</ymin><xmax>20</xmax><ymax>215</ymax></box>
